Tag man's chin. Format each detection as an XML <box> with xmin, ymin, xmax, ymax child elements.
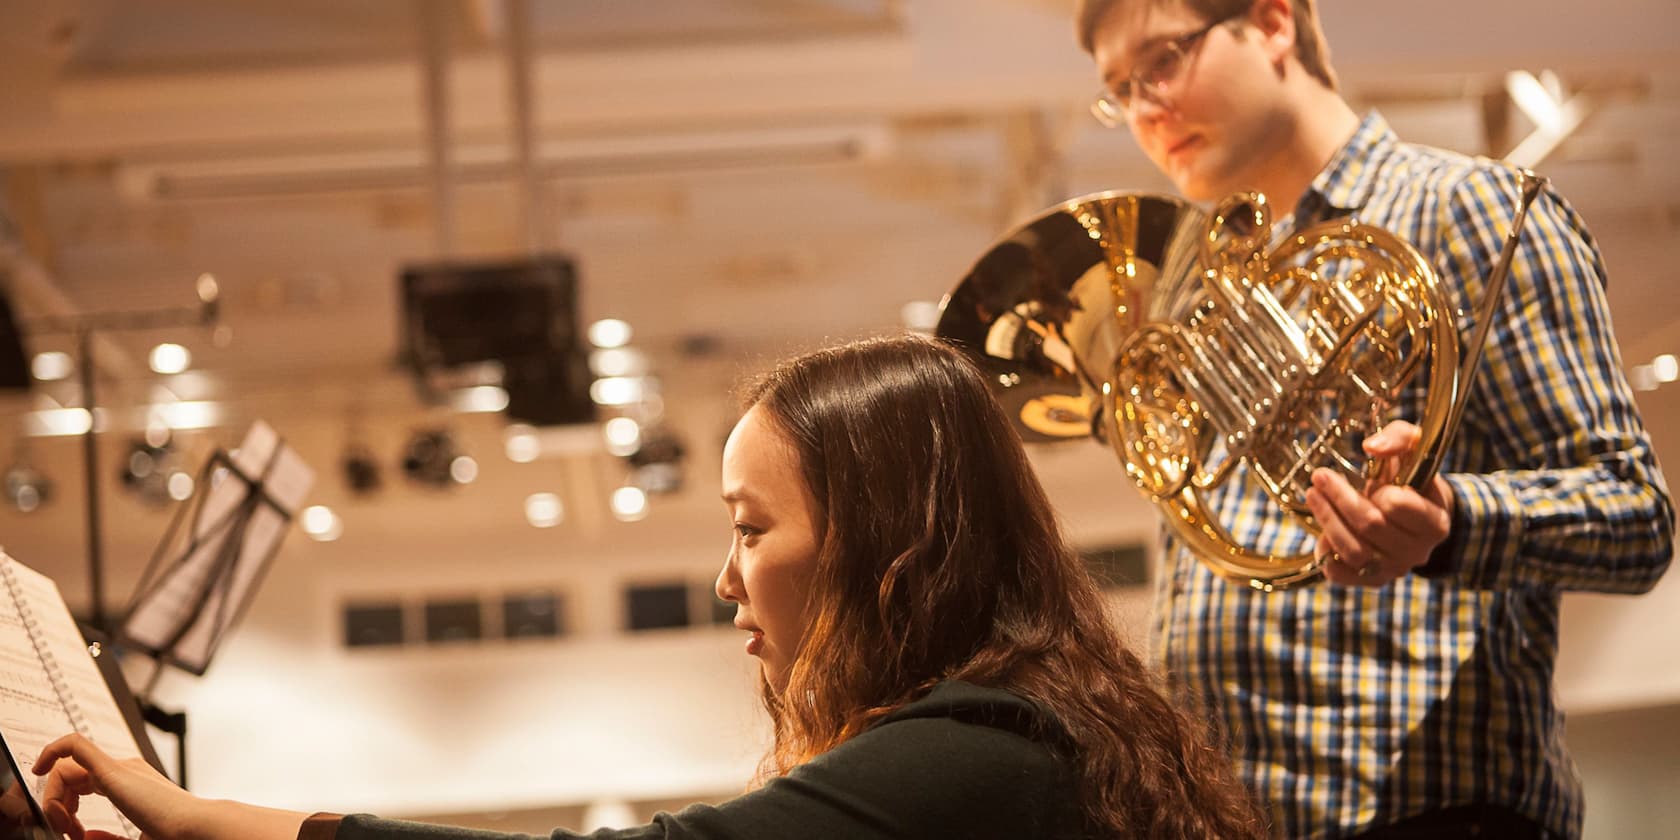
<box><xmin>1171</xmin><ymin>172</ymin><xmax>1227</xmax><ymax>204</ymax></box>
<box><xmin>1179</xmin><ymin>171</ymin><xmax>1263</xmax><ymax>206</ymax></box>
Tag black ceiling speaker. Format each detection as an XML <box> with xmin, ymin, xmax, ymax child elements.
<box><xmin>0</xmin><ymin>278</ymin><xmax>33</xmax><ymax>391</ymax></box>
<box><xmin>398</xmin><ymin>255</ymin><xmax>594</xmax><ymax>426</ymax></box>
<box><xmin>399</xmin><ymin>254</ymin><xmax>579</xmax><ymax>368</ymax></box>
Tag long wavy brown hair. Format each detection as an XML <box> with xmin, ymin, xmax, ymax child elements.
<box><xmin>741</xmin><ymin>334</ymin><xmax>1266</xmax><ymax>839</ymax></box>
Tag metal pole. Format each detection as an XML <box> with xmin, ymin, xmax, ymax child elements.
<box><xmin>505</xmin><ymin>0</ymin><xmax>544</xmax><ymax>253</ymax></box>
<box><xmin>420</xmin><ymin>0</ymin><xmax>456</xmax><ymax>257</ymax></box>
<box><xmin>78</xmin><ymin>327</ymin><xmax>106</xmax><ymax>631</ymax></box>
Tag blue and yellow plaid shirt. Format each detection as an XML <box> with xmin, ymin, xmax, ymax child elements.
<box><xmin>1154</xmin><ymin>112</ymin><xmax>1674</xmax><ymax>839</ymax></box>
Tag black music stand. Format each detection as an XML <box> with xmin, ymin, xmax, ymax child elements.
<box><xmin>116</xmin><ymin>422</ymin><xmax>314</xmax><ymax>787</ymax></box>
<box><xmin>121</xmin><ymin>421</ymin><xmax>314</xmax><ymax>676</ymax></box>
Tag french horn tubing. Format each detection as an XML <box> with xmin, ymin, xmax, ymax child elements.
<box><xmin>937</xmin><ymin>171</ymin><xmax>1545</xmax><ymax>590</ymax></box>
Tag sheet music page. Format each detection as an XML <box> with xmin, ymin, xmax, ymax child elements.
<box><xmin>194</xmin><ymin>421</ymin><xmax>277</xmax><ymax>543</ymax></box>
<box><xmin>121</xmin><ymin>525</ymin><xmax>236</xmax><ymax>655</ymax></box>
<box><xmin>264</xmin><ymin>445</ymin><xmax>316</xmax><ymax>516</ymax></box>
<box><xmin>225</xmin><ymin>421</ymin><xmax>279</xmax><ymax>497</ymax></box>
<box><xmin>0</xmin><ymin>565</ymin><xmax>79</xmax><ymax>770</ymax></box>
<box><xmin>171</xmin><ymin>504</ymin><xmax>294</xmax><ymax>668</ymax></box>
<box><xmin>0</xmin><ymin>557</ymin><xmax>139</xmax><ymax>838</ymax></box>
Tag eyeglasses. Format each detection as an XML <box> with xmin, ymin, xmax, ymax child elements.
<box><xmin>1090</xmin><ymin>9</ymin><xmax>1247</xmax><ymax>127</ymax></box>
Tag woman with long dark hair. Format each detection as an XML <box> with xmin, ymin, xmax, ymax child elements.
<box><xmin>32</xmin><ymin>335</ymin><xmax>1264</xmax><ymax>839</ymax></box>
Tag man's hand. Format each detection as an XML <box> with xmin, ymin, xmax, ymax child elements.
<box><xmin>1304</xmin><ymin>421</ymin><xmax>1454</xmax><ymax>587</ymax></box>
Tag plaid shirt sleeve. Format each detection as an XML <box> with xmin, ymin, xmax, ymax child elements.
<box><xmin>1432</xmin><ymin>164</ymin><xmax>1674</xmax><ymax>593</ymax></box>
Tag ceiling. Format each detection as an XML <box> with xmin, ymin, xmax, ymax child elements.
<box><xmin>0</xmin><ymin>0</ymin><xmax>1677</xmax><ymax>597</ymax></box>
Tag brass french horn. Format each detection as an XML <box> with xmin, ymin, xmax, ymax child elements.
<box><xmin>937</xmin><ymin>173</ymin><xmax>1543</xmax><ymax>590</ymax></box>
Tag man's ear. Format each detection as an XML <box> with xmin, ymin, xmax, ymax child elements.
<box><xmin>1249</xmin><ymin>0</ymin><xmax>1298</xmax><ymax>65</ymax></box>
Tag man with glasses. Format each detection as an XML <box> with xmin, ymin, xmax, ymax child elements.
<box><xmin>1073</xmin><ymin>0</ymin><xmax>1672</xmax><ymax>838</ymax></box>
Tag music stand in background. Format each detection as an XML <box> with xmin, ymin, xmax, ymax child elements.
<box><xmin>117</xmin><ymin>420</ymin><xmax>314</xmax><ymax>786</ymax></box>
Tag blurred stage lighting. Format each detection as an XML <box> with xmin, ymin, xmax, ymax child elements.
<box><xmin>300</xmin><ymin>505</ymin><xmax>344</xmax><ymax>542</ymax></box>
<box><xmin>587</xmin><ymin>319</ymin><xmax>632</xmax><ymax>349</ymax></box>
<box><xmin>504</xmin><ymin>424</ymin><xmax>541</xmax><ymax>463</ymax></box>
<box><xmin>627</xmin><ymin>428</ymin><xmax>686</xmax><ymax>495</ymax></box>
<box><xmin>31</xmin><ymin>351</ymin><xmax>73</xmax><ymax>382</ymax></box>
<box><xmin>149</xmin><ymin>343</ymin><xmax>192</xmax><ymax>375</ymax></box>
<box><xmin>119</xmin><ymin>435</ymin><xmax>188</xmax><ymax>507</ymax></box>
<box><xmin>525</xmin><ymin>492</ymin><xmax>564</xmax><ymax>528</ymax></box>
<box><xmin>4</xmin><ymin>462</ymin><xmax>52</xmax><ymax>513</ymax></box>
<box><xmin>610</xmin><ymin>485</ymin><xmax>647</xmax><ymax>522</ymax></box>
<box><xmin>342</xmin><ymin>443</ymin><xmax>382</xmax><ymax>495</ymax></box>
<box><xmin>401</xmin><ymin>428</ymin><xmax>468</xmax><ymax>488</ymax></box>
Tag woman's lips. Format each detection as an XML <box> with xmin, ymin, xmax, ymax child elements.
<box><xmin>745</xmin><ymin>630</ymin><xmax>765</xmax><ymax>656</ymax></box>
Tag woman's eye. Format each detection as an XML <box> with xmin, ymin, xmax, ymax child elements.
<box><xmin>734</xmin><ymin>523</ymin><xmax>760</xmax><ymax>539</ymax></box>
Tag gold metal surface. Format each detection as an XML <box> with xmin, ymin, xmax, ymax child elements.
<box><xmin>936</xmin><ymin>173</ymin><xmax>1544</xmax><ymax>590</ymax></box>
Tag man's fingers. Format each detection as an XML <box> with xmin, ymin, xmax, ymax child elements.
<box><xmin>1308</xmin><ymin>471</ymin><xmax>1436</xmax><ymax>588</ymax></box>
<box><xmin>1368</xmin><ymin>484</ymin><xmax>1451</xmax><ymax>543</ymax></box>
<box><xmin>1311</xmin><ymin>469</ymin><xmax>1392</xmax><ymax>539</ymax></box>
<box><xmin>1305</xmin><ymin>479</ymin><xmax>1369</xmax><ymax>564</ymax></box>
<box><xmin>1320</xmin><ymin>556</ymin><xmax>1363</xmax><ymax>586</ymax></box>
<box><xmin>1363</xmin><ymin>420</ymin><xmax>1422</xmax><ymax>459</ymax></box>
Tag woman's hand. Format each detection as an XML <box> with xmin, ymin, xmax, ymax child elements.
<box><xmin>35</xmin><ymin>732</ymin><xmax>195</xmax><ymax>840</ymax></box>
<box><xmin>34</xmin><ymin>733</ymin><xmax>310</xmax><ymax>840</ymax></box>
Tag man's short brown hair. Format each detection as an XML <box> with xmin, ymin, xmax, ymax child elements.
<box><xmin>1075</xmin><ymin>0</ymin><xmax>1338</xmax><ymax>91</ymax></box>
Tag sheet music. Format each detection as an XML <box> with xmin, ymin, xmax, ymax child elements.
<box><xmin>6</xmin><ymin>565</ymin><xmax>146</xmax><ymax>763</ymax></box>
<box><xmin>260</xmin><ymin>443</ymin><xmax>314</xmax><ymax>515</ymax></box>
<box><xmin>120</xmin><ymin>525</ymin><xmax>235</xmax><ymax>656</ymax></box>
<box><xmin>0</xmin><ymin>556</ymin><xmax>139</xmax><ymax>838</ymax></box>
<box><xmin>195</xmin><ymin>421</ymin><xmax>275</xmax><ymax>543</ymax></box>
<box><xmin>168</xmin><ymin>504</ymin><xmax>289</xmax><ymax>667</ymax></box>
<box><xmin>0</xmin><ymin>585</ymin><xmax>78</xmax><ymax>766</ymax></box>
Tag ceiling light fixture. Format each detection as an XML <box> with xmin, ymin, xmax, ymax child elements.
<box><xmin>30</xmin><ymin>351</ymin><xmax>73</xmax><ymax>382</ymax></box>
<box><xmin>588</xmin><ymin>347</ymin><xmax>646</xmax><ymax>378</ymax></box>
<box><xmin>504</xmin><ymin>424</ymin><xmax>541</xmax><ymax>463</ymax></box>
<box><xmin>4</xmin><ymin>452</ymin><xmax>52</xmax><ymax>513</ymax></box>
<box><xmin>449</xmin><ymin>385</ymin><xmax>510</xmax><ymax>413</ymax></box>
<box><xmin>118</xmin><ymin>435</ymin><xmax>189</xmax><ymax>507</ymax></box>
<box><xmin>602</xmin><ymin>417</ymin><xmax>642</xmax><ymax>457</ymax></box>
<box><xmin>1502</xmin><ymin>69</ymin><xmax>1598</xmax><ymax>168</ymax></box>
<box><xmin>610</xmin><ymin>485</ymin><xmax>648</xmax><ymax>522</ymax></box>
<box><xmin>400</xmin><ymin>428</ymin><xmax>469</xmax><ymax>488</ymax></box>
<box><xmin>589</xmin><ymin>376</ymin><xmax>645</xmax><ymax>407</ymax></box>
<box><xmin>300</xmin><ymin>505</ymin><xmax>345</xmax><ymax>542</ymax></box>
<box><xmin>587</xmin><ymin>319</ymin><xmax>632</xmax><ymax>349</ymax></box>
<box><xmin>1505</xmin><ymin>70</ymin><xmax>1566</xmax><ymax>134</ymax></box>
<box><xmin>341</xmin><ymin>442</ymin><xmax>383</xmax><ymax>496</ymax></box>
<box><xmin>148</xmin><ymin>343</ymin><xmax>192</xmax><ymax>375</ymax></box>
<box><xmin>525</xmin><ymin>492</ymin><xmax>564</xmax><ymax>528</ymax></box>
<box><xmin>1653</xmin><ymin>354</ymin><xmax>1678</xmax><ymax>383</ymax></box>
<box><xmin>117</xmin><ymin>124</ymin><xmax>896</xmax><ymax>201</ymax></box>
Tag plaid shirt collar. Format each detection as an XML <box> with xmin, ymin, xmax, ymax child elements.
<box><xmin>1292</xmin><ymin>110</ymin><xmax>1398</xmax><ymax>221</ymax></box>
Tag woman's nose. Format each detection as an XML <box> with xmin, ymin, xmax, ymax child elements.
<box><xmin>715</xmin><ymin>551</ymin><xmax>741</xmax><ymax>604</ymax></box>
